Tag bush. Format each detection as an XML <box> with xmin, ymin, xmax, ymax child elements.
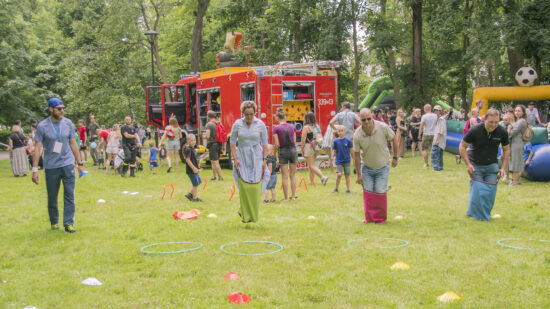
<box><xmin>0</xmin><ymin>129</ymin><xmax>11</xmax><ymax>145</ymax></box>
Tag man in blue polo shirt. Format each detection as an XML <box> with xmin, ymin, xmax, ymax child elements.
<box><xmin>32</xmin><ymin>98</ymin><xmax>84</xmax><ymax>233</ymax></box>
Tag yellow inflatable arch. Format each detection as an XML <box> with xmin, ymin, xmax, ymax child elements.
<box><xmin>471</xmin><ymin>85</ymin><xmax>550</xmax><ymax>115</ymax></box>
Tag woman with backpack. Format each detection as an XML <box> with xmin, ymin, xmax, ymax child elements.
<box><xmin>7</xmin><ymin>125</ymin><xmax>30</xmax><ymax>177</ymax></box>
<box><xmin>301</xmin><ymin>112</ymin><xmax>328</xmax><ymax>186</ymax></box>
<box><xmin>272</xmin><ymin>108</ymin><xmax>298</xmax><ymax>201</ymax></box>
<box><xmin>508</xmin><ymin>105</ymin><xmax>528</xmax><ymax>185</ymax></box>
<box><xmin>159</xmin><ymin>116</ymin><xmax>184</xmax><ymax>173</ymax></box>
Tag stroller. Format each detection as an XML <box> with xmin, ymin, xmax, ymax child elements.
<box><xmin>114</xmin><ymin>148</ymin><xmax>143</xmax><ymax>174</ymax></box>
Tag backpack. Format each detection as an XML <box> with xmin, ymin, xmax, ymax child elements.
<box><xmin>522</xmin><ymin>124</ymin><xmax>534</xmax><ymax>143</ymax></box>
<box><xmin>215</xmin><ymin>121</ymin><xmax>228</xmax><ymax>143</ymax></box>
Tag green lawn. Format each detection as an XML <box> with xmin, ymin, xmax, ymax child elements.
<box><xmin>1</xmin><ymin>153</ymin><xmax>549</xmax><ymax>308</ymax></box>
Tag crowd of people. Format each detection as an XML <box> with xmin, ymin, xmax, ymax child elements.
<box><xmin>6</xmin><ymin>97</ymin><xmax>550</xmax><ymax>232</ymax></box>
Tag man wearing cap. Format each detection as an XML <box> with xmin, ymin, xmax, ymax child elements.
<box><xmin>32</xmin><ymin>98</ymin><xmax>84</xmax><ymax>233</ymax></box>
<box><xmin>430</xmin><ymin>105</ymin><xmax>447</xmax><ymax>171</ymax></box>
<box><xmin>526</xmin><ymin>102</ymin><xmax>546</xmax><ymax>127</ymax></box>
<box><xmin>418</xmin><ymin>104</ymin><xmax>438</xmax><ymax>168</ymax></box>
<box><xmin>459</xmin><ymin>108</ymin><xmax>510</xmax><ymax>221</ymax></box>
<box><xmin>353</xmin><ymin>108</ymin><xmax>399</xmax><ymax>224</ymax></box>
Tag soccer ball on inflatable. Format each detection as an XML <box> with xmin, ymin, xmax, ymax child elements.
<box><xmin>515</xmin><ymin>66</ymin><xmax>537</xmax><ymax>87</ymax></box>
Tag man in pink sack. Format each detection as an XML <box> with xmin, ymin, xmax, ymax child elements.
<box><xmin>353</xmin><ymin>108</ymin><xmax>399</xmax><ymax>223</ymax></box>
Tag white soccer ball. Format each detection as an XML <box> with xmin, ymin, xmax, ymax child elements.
<box><xmin>515</xmin><ymin>66</ymin><xmax>537</xmax><ymax>87</ymax></box>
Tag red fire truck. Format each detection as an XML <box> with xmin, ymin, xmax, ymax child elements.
<box><xmin>145</xmin><ymin>61</ymin><xmax>341</xmax><ymax>166</ymax></box>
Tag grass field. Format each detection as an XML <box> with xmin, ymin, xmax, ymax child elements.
<box><xmin>1</xmin><ymin>152</ymin><xmax>549</xmax><ymax>308</ymax></box>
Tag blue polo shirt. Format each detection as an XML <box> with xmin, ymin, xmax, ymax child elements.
<box><xmin>35</xmin><ymin>117</ymin><xmax>76</xmax><ymax>169</ymax></box>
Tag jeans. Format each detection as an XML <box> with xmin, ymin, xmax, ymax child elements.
<box><xmin>430</xmin><ymin>145</ymin><xmax>444</xmax><ymax>171</ymax></box>
<box><xmin>361</xmin><ymin>163</ymin><xmax>390</xmax><ymax>193</ymax></box>
<box><xmin>471</xmin><ymin>162</ymin><xmax>499</xmax><ymax>184</ymax></box>
<box><xmin>44</xmin><ymin>164</ymin><xmax>76</xmax><ymax>226</ymax></box>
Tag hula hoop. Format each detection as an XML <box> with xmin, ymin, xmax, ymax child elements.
<box><xmin>220</xmin><ymin>241</ymin><xmax>284</xmax><ymax>256</ymax></box>
<box><xmin>347</xmin><ymin>237</ymin><xmax>409</xmax><ymax>249</ymax></box>
<box><xmin>497</xmin><ymin>238</ymin><xmax>550</xmax><ymax>250</ymax></box>
<box><xmin>141</xmin><ymin>241</ymin><xmax>203</xmax><ymax>255</ymax></box>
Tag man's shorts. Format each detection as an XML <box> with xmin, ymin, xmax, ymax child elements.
<box><xmin>80</xmin><ymin>143</ymin><xmax>87</xmax><ymax>150</ymax></box>
<box><xmin>422</xmin><ymin>135</ymin><xmax>434</xmax><ymax>150</ymax></box>
<box><xmin>336</xmin><ymin>162</ymin><xmax>351</xmax><ymax>175</ymax></box>
<box><xmin>149</xmin><ymin>161</ymin><xmax>158</xmax><ymax>167</ymax></box>
<box><xmin>208</xmin><ymin>142</ymin><xmax>222</xmax><ymax>161</ymax></box>
<box><xmin>187</xmin><ymin>173</ymin><xmax>202</xmax><ymax>187</ymax></box>
<box><xmin>278</xmin><ymin>146</ymin><xmax>298</xmax><ymax>165</ymax></box>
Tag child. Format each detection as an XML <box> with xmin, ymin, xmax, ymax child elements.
<box><xmin>95</xmin><ymin>128</ymin><xmax>105</xmax><ymax>169</ymax></box>
<box><xmin>183</xmin><ymin>134</ymin><xmax>202</xmax><ymax>202</ymax></box>
<box><xmin>331</xmin><ymin>125</ymin><xmax>354</xmax><ymax>193</ymax></box>
<box><xmin>524</xmin><ymin>142</ymin><xmax>533</xmax><ymax>168</ymax></box>
<box><xmin>263</xmin><ymin>144</ymin><xmax>277</xmax><ymax>203</ymax></box>
<box><xmin>77</xmin><ymin>120</ymin><xmax>87</xmax><ymax>162</ymax></box>
<box><xmin>159</xmin><ymin>144</ymin><xmax>167</xmax><ymax>167</ymax></box>
<box><xmin>148</xmin><ymin>142</ymin><xmax>158</xmax><ymax>174</ymax></box>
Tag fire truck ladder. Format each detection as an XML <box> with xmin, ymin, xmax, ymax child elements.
<box><xmin>252</xmin><ymin>60</ymin><xmax>343</xmax><ymax>76</ymax></box>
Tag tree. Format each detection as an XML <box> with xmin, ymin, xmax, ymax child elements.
<box><xmin>190</xmin><ymin>0</ymin><xmax>210</xmax><ymax>72</ymax></box>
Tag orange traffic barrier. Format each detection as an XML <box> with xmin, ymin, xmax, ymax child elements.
<box><xmin>309</xmin><ymin>174</ymin><xmax>316</xmax><ymax>187</ymax></box>
<box><xmin>228</xmin><ymin>185</ymin><xmax>236</xmax><ymax>201</ymax></box>
<box><xmin>298</xmin><ymin>177</ymin><xmax>308</xmax><ymax>191</ymax></box>
<box><xmin>201</xmin><ymin>177</ymin><xmax>208</xmax><ymax>190</ymax></box>
<box><xmin>161</xmin><ymin>184</ymin><xmax>175</xmax><ymax>200</ymax></box>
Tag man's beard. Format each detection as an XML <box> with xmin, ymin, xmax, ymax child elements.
<box><xmin>51</xmin><ymin>112</ymin><xmax>62</xmax><ymax>121</ymax></box>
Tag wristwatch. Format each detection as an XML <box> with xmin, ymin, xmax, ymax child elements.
<box><xmin>393</xmin><ymin>156</ymin><xmax>398</xmax><ymax>160</ymax></box>
<box><xmin>77</xmin><ymin>162</ymin><xmax>84</xmax><ymax>166</ymax></box>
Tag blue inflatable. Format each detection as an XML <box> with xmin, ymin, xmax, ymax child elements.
<box><xmin>446</xmin><ymin>132</ymin><xmax>462</xmax><ymax>155</ymax></box>
<box><xmin>523</xmin><ymin>144</ymin><xmax>550</xmax><ymax>182</ymax></box>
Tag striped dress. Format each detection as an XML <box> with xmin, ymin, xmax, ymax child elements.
<box><xmin>10</xmin><ymin>133</ymin><xmax>29</xmax><ymax>176</ymax></box>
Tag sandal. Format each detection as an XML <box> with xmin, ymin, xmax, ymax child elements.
<box><xmin>290</xmin><ymin>196</ymin><xmax>298</xmax><ymax>201</ymax></box>
<box><xmin>263</xmin><ymin>199</ymin><xmax>269</xmax><ymax>204</ymax></box>
<box><xmin>270</xmin><ymin>199</ymin><xmax>276</xmax><ymax>203</ymax></box>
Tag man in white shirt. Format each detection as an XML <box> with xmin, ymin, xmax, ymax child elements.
<box><xmin>526</xmin><ymin>102</ymin><xmax>546</xmax><ymax>127</ymax></box>
<box><xmin>430</xmin><ymin>105</ymin><xmax>447</xmax><ymax>171</ymax></box>
<box><xmin>418</xmin><ymin>104</ymin><xmax>438</xmax><ymax>168</ymax></box>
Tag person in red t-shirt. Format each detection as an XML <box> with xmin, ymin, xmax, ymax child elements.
<box><xmin>77</xmin><ymin>120</ymin><xmax>88</xmax><ymax>162</ymax></box>
<box><xmin>99</xmin><ymin>127</ymin><xmax>110</xmax><ymax>144</ymax></box>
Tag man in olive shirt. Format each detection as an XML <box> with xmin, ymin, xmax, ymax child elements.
<box><xmin>353</xmin><ymin>108</ymin><xmax>399</xmax><ymax>223</ymax></box>
<box><xmin>120</xmin><ymin>116</ymin><xmax>141</xmax><ymax>177</ymax></box>
<box><xmin>203</xmin><ymin>111</ymin><xmax>224</xmax><ymax>180</ymax></box>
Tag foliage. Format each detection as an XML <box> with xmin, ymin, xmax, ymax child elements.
<box><xmin>1</xmin><ymin>153</ymin><xmax>549</xmax><ymax>307</ymax></box>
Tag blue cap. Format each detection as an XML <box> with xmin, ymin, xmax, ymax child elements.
<box><xmin>45</xmin><ymin>97</ymin><xmax>65</xmax><ymax>111</ymax></box>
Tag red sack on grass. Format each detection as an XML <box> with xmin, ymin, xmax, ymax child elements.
<box><xmin>224</xmin><ymin>272</ymin><xmax>241</xmax><ymax>280</ymax></box>
<box><xmin>228</xmin><ymin>291</ymin><xmax>251</xmax><ymax>305</ymax></box>
<box><xmin>172</xmin><ymin>209</ymin><xmax>201</xmax><ymax>220</ymax></box>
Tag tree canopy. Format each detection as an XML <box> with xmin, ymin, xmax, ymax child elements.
<box><xmin>1</xmin><ymin>0</ymin><xmax>548</xmax><ymax>126</ymax></box>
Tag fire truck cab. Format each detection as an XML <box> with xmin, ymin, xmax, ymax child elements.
<box><xmin>146</xmin><ymin>61</ymin><xmax>341</xmax><ymax>165</ymax></box>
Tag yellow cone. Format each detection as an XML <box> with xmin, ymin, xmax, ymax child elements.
<box><xmin>492</xmin><ymin>213</ymin><xmax>502</xmax><ymax>219</ymax></box>
<box><xmin>438</xmin><ymin>291</ymin><xmax>461</xmax><ymax>302</ymax></box>
<box><xmin>394</xmin><ymin>215</ymin><xmax>403</xmax><ymax>220</ymax></box>
<box><xmin>207</xmin><ymin>213</ymin><xmax>217</xmax><ymax>218</ymax></box>
<box><xmin>390</xmin><ymin>262</ymin><xmax>410</xmax><ymax>270</ymax></box>
<box><xmin>307</xmin><ymin>216</ymin><xmax>316</xmax><ymax>220</ymax></box>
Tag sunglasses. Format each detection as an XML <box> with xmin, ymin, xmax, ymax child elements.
<box><xmin>361</xmin><ymin>117</ymin><xmax>372</xmax><ymax>122</ymax></box>
<box><xmin>55</xmin><ymin>107</ymin><xmax>65</xmax><ymax>111</ymax></box>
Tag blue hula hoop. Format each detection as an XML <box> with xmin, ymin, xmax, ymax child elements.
<box><xmin>141</xmin><ymin>241</ymin><xmax>203</xmax><ymax>255</ymax></box>
<box><xmin>220</xmin><ymin>241</ymin><xmax>284</xmax><ymax>256</ymax></box>
<box><xmin>497</xmin><ymin>238</ymin><xmax>550</xmax><ymax>250</ymax></box>
<box><xmin>347</xmin><ymin>237</ymin><xmax>409</xmax><ymax>249</ymax></box>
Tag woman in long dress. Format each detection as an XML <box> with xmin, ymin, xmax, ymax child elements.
<box><xmin>8</xmin><ymin>125</ymin><xmax>30</xmax><ymax>177</ymax></box>
<box><xmin>105</xmin><ymin>124</ymin><xmax>122</xmax><ymax>174</ymax></box>
<box><xmin>508</xmin><ymin>105</ymin><xmax>528</xmax><ymax>185</ymax></box>
<box><xmin>230</xmin><ymin>101</ymin><xmax>268</xmax><ymax>223</ymax></box>
<box><xmin>395</xmin><ymin>109</ymin><xmax>407</xmax><ymax>158</ymax></box>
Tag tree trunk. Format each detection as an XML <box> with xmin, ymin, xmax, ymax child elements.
<box><xmin>292</xmin><ymin>1</ymin><xmax>302</xmax><ymax>62</ymax></box>
<box><xmin>460</xmin><ymin>0</ymin><xmax>472</xmax><ymax>111</ymax></box>
<box><xmin>352</xmin><ymin>0</ymin><xmax>359</xmax><ymax>111</ymax></box>
<box><xmin>261</xmin><ymin>0</ymin><xmax>268</xmax><ymax>50</ymax></box>
<box><xmin>190</xmin><ymin>0</ymin><xmax>210</xmax><ymax>73</ymax></box>
<box><xmin>506</xmin><ymin>47</ymin><xmax>524</xmax><ymax>84</ymax></box>
<box><xmin>411</xmin><ymin>0</ymin><xmax>423</xmax><ymax>102</ymax></box>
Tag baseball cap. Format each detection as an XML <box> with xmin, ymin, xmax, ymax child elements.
<box><xmin>45</xmin><ymin>97</ymin><xmax>65</xmax><ymax>111</ymax></box>
<box><xmin>434</xmin><ymin>105</ymin><xmax>442</xmax><ymax>111</ymax></box>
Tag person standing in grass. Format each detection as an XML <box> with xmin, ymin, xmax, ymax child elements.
<box><xmin>183</xmin><ymin>134</ymin><xmax>202</xmax><ymax>202</ymax></box>
<box><xmin>272</xmin><ymin>107</ymin><xmax>298</xmax><ymax>201</ymax></box>
<box><xmin>430</xmin><ymin>105</ymin><xmax>447</xmax><ymax>171</ymax></box>
<box><xmin>459</xmin><ymin>108</ymin><xmax>510</xmax><ymax>221</ymax></box>
<box><xmin>120</xmin><ymin>115</ymin><xmax>141</xmax><ymax>177</ymax></box>
<box><xmin>331</xmin><ymin>125</ymin><xmax>354</xmax><ymax>194</ymax></box>
<box><xmin>230</xmin><ymin>101</ymin><xmax>268</xmax><ymax>223</ymax></box>
<box><xmin>263</xmin><ymin>144</ymin><xmax>277</xmax><ymax>203</ymax></box>
<box><xmin>77</xmin><ymin>120</ymin><xmax>87</xmax><ymax>163</ymax></box>
<box><xmin>148</xmin><ymin>141</ymin><xmax>158</xmax><ymax>175</ymax></box>
<box><xmin>353</xmin><ymin>108</ymin><xmax>398</xmax><ymax>224</ymax></box>
<box><xmin>32</xmin><ymin>98</ymin><xmax>84</xmax><ymax>233</ymax></box>
<box><xmin>159</xmin><ymin>116</ymin><xmax>184</xmax><ymax>173</ymax></box>
<box><xmin>418</xmin><ymin>104</ymin><xmax>438</xmax><ymax>168</ymax></box>
<box><xmin>203</xmin><ymin>111</ymin><xmax>225</xmax><ymax>181</ymax></box>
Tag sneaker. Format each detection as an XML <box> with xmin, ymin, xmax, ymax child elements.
<box><xmin>64</xmin><ymin>225</ymin><xmax>78</xmax><ymax>233</ymax></box>
<box><xmin>211</xmin><ymin>177</ymin><xmax>217</xmax><ymax>181</ymax></box>
<box><xmin>264</xmin><ymin>199</ymin><xmax>270</xmax><ymax>204</ymax></box>
<box><xmin>192</xmin><ymin>198</ymin><xmax>203</xmax><ymax>202</ymax></box>
<box><xmin>455</xmin><ymin>155</ymin><xmax>461</xmax><ymax>164</ymax></box>
<box><xmin>331</xmin><ymin>189</ymin><xmax>338</xmax><ymax>193</ymax></box>
<box><xmin>167</xmin><ymin>167</ymin><xmax>172</xmax><ymax>173</ymax></box>
<box><xmin>185</xmin><ymin>193</ymin><xmax>193</xmax><ymax>201</ymax></box>
<box><xmin>51</xmin><ymin>224</ymin><xmax>60</xmax><ymax>230</ymax></box>
<box><xmin>346</xmin><ymin>190</ymin><xmax>351</xmax><ymax>194</ymax></box>
<box><xmin>321</xmin><ymin>176</ymin><xmax>328</xmax><ymax>186</ymax></box>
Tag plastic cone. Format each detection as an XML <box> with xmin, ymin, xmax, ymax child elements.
<box><xmin>438</xmin><ymin>291</ymin><xmax>461</xmax><ymax>302</ymax></box>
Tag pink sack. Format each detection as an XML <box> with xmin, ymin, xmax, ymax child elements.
<box><xmin>363</xmin><ymin>190</ymin><xmax>387</xmax><ymax>223</ymax></box>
